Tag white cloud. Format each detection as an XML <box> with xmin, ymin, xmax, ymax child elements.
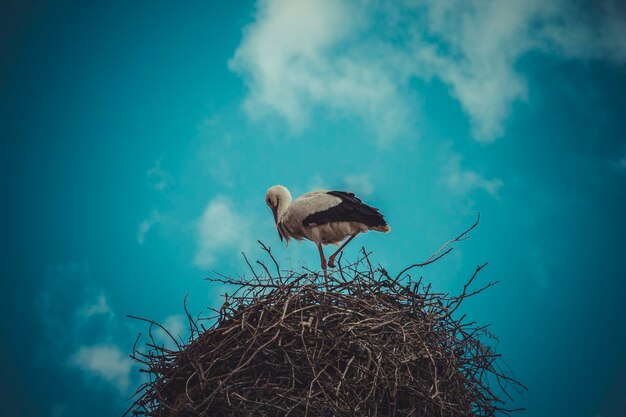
<box><xmin>155</xmin><ymin>314</ymin><xmax>187</xmax><ymax>350</ymax></box>
<box><xmin>443</xmin><ymin>153</ymin><xmax>503</xmax><ymax>198</ymax></box>
<box><xmin>69</xmin><ymin>344</ymin><xmax>133</xmax><ymax>394</ymax></box>
<box><xmin>343</xmin><ymin>173</ymin><xmax>374</xmax><ymax>197</ymax></box>
<box><xmin>194</xmin><ymin>196</ymin><xmax>253</xmax><ymax>268</ymax></box>
<box><xmin>231</xmin><ymin>0</ymin><xmax>626</xmax><ymax>143</ymax></box>
<box><xmin>229</xmin><ymin>0</ymin><xmax>412</xmax><ymax>144</ymax></box>
<box><xmin>78</xmin><ymin>292</ymin><xmax>113</xmax><ymax>320</ymax></box>
<box><xmin>137</xmin><ymin>210</ymin><xmax>161</xmax><ymax>245</ymax></box>
<box><xmin>38</xmin><ymin>266</ymin><xmax>140</xmax><ymax>400</ymax></box>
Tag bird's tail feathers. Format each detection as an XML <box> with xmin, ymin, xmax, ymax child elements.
<box><xmin>372</xmin><ymin>224</ymin><xmax>391</xmax><ymax>233</ymax></box>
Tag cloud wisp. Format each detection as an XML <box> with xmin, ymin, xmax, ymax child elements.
<box><xmin>343</xmin><ymin>173</ymin><xmax>374</xmax><ymax>197</ymax></box>
<box><xmin>442</xmin><ymin>152</ymin><xmax>503</xmax><ymax>198</ymax></box>
<box><xmin>147</xmin><ymin>159</ymin><xmax>169</xmax><ymax>191</ymax></box>
<box><xmin>154</xmin><ymin>314</ymin><xmax>188</xmax><ymax>351</ymax></box>
<box><xmin>231</xmin><ymin>0</ymin><xmax>626</xmax><ymax>143</ymax></box>
<box><xmin>37</xmin><ymin>264</ymin><xmax>136</xmax><ymax>397</ymax></box>
<box><xmin>137</xmin><ymin>210</ymin><xmax>161</xmax><ymax>245</ymax></box>
<box><xmin>194</xmin><ymin>196</ymin><xmax>254</xmax><ymax>268</ymax></box>
<box><xmin>69</xmin><ymin>344</ymin><xmax>133</xmax><ymax>394</ymax></box>
<box><xmin>78</xmin><ymin>292</ymin><xmax>114</xmax><ymax>320</ymax></box>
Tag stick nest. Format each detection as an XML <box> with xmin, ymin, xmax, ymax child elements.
<box><xmin>128</xmin><ymin>225</ymin><xmax>525</xmax><ymax>417</ymax></box>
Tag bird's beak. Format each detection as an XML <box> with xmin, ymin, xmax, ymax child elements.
<box><xmin>272</xmin><ymin>207</ymin><xmax>283</xmax><ymax>242</ymax></box>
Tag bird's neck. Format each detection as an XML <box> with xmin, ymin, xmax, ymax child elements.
<box><xmin>276</xmin><ymin>197</ymin><xmax>291</xmax><ymax>221</ymax></box>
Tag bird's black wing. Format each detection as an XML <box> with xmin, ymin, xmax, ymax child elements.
<box><xmin>302</xmin><ymin>191</ymin><xmax>388</xmax><ymax>228</ymax></box>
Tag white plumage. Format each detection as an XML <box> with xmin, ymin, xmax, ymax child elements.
<box><xmin>265</xmin><ymin>185</ymin><xmax>390</xmax><ymax>288</ymax></box>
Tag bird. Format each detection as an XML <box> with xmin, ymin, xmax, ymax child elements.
<box><xmin>265</xmin><ymin>185</ymin><xmax>390</xmax><ymax>289</ymax></box>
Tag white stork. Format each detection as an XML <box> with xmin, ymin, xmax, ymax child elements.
<box><xmin>265</xmin><ymin>185</ymin><xmax>390</xmax><ymax>288</ymax></box>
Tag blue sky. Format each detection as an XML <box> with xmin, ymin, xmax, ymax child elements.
<box><xmin>2</xmin><ymin>1</ymin><xmax>626</xmax><ymax>416</ymax></box>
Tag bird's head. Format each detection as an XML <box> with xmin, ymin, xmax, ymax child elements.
<box><xmin>265</xmin><ymin>185</ymin><xmax>291</xmax><ymax>240</ymax></box>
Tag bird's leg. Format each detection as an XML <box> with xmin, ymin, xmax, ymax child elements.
<box><xmin>317</xmin><ymin>242</ymin><xmax>329</xmax><ymax>291</ymax></box>
<box><xmin>328</xmin><ymin>233</ymin><xmax>359</xmax><ymax>268</ymax></box>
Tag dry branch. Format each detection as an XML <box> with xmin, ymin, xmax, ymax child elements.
<box><xmin>126</xmin><ymin>218</ymin><xmax>525</xmax><ymax>417</ymax></box>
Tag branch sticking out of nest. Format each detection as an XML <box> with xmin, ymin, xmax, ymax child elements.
<box><xmin>126</xmin><ymin>216</ymin><xmax>526</xmax><ymax>417</ymax></box>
